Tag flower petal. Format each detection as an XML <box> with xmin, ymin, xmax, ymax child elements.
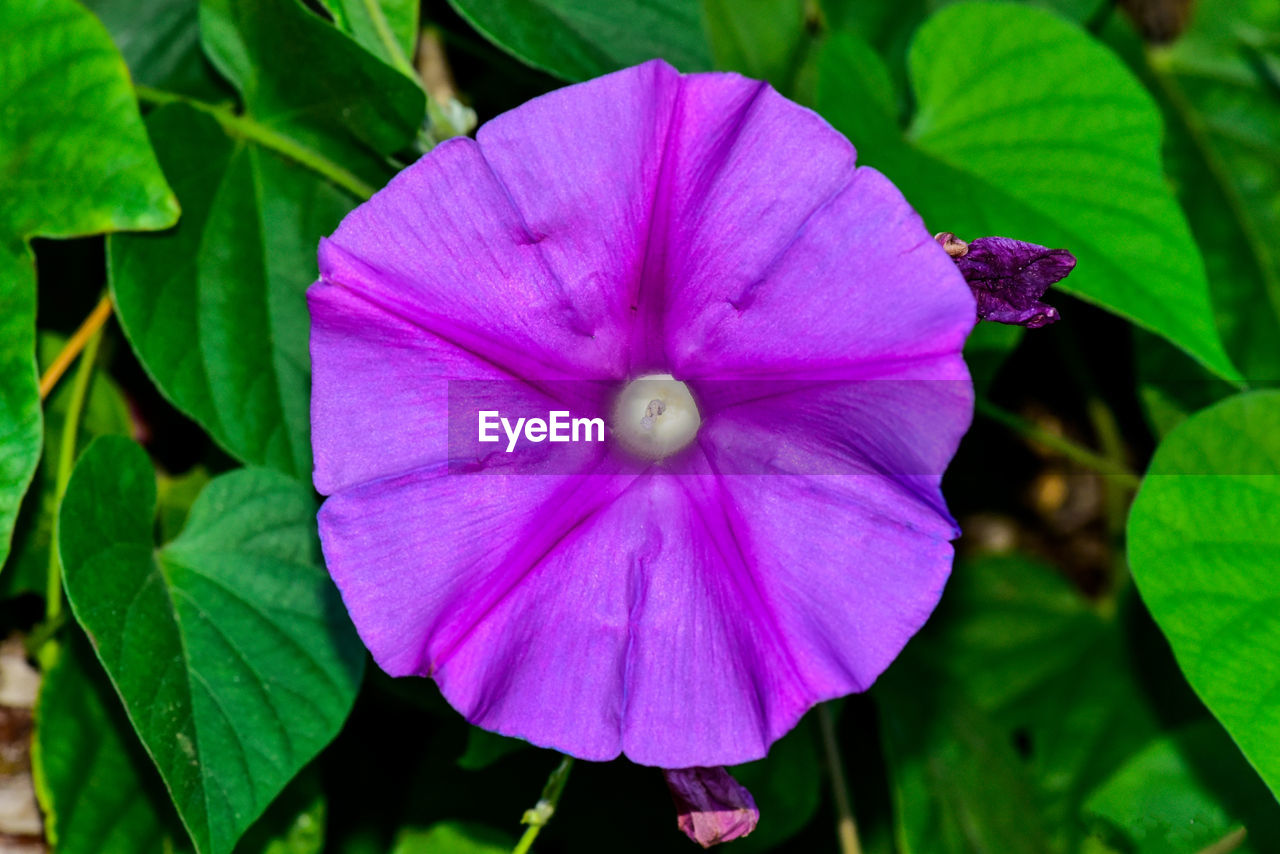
<box><xmin>707</xmin><ymin>470</ymin><xmax>957</xmax><ymax>706</ymax></box>
<box><xmin>644</xmin><ymin>73</ymin><xmax>856</xmax><ymax>373</ymax></box>
<box><xmin>309</xmin><ymin>282</ymin><xmax>607</xmax><ymax>493</ymax></box>
<box><xmin>319</xmin><ymin>464</ymin><xmax>640</xmax><ymax>759</ymax></box>
<box><xmin>653</xmin><ymin>82</ymin><xmax>973</xmax><ymax>379</ymax></box>
<box><xmin>317</xmin><ymin>135</ymin><xmax>630</xmax><ymax>382</ymax></box>
<box><xmin>693</xmin><ymin>366</ymin><xmax>972</xmax><ymax>517</ymax></box>
<box><xmin>311</xmin><ymin>63</ymin><xmax>977</xmax><ymax>771</ymax></box>
<box><xmin>690</xmin><ymin>378</ymin><xmax>971</xmax><ymax>710</ymax></box>
<box><xmin>613</xmin><ymin>470</ymin><xmax>802</xmax><ymax>765</ymax></box>
<box><xmin>616</xmin><ymin>454</ymin><xmax>956</xmax><ymax>766</ymax></box>
<box><xmin>474</xmin><ymin>59</ymin><xmax>680</xmax><ymax>374</ymax></box>
<box><xmin>460</xmin><ymin>64</ymin><xmax>974</xmax><ymax>378</ymax></box>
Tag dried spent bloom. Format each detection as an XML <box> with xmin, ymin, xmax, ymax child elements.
<box><xmin>934</xmin><ymin>232</ymin><xmax>1075</xmax><ymax>328</ymax></box>
<box><xmin>664</xmin><ymin>767</ymin><xmax>759</xmax><ymax>847</ymax></box>
<box><xmin>309</xmin><ymin>60</ymin><xmax>975</xmax><ymax>768</ymax></box>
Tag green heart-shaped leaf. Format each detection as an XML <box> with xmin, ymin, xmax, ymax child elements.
<box><xmin>110</xmin><ymin>0</ymin><xmax>423</xmax><ymax>479</ymax></box>
<box><xmin>35</xmin><ymin>630</ymin><xmax>193</xmax><ymax>854</ymax></box>
<box><xmin>83</xmin><ymin>0</ymin><xmax>229</xmax><ymax>100</ymax></box>
<box><xmin>1120</xmin><ymin>0</ymin><xmax>1280</xmax><ymax>433</ymax></box>
<box><xmin>818</xmin><ymin>3</ymin><xmax>1240</xmax><ymax>384</ymax></box>
<box><xmin>111</xmin><ymin>103</ymin><xmax>353</xmax><ymax>479</ymax></box>
<box><xmin>198</xmin><ymin>0</ymin><xmax>423</xmax><ymax>186</ymax></box>
<box><xmin>1127</xmin><ymin>390</ymin><xmax>1280</xmax><ymax>802</ymax></box>
<box><xmin>1084</xmin><ymin>721</ymin><xmax>1280</xmax><ymax>853</ymax></box>
<box><xmin>59</xmin><ymin>437</ymin><xmax>364</xmax><ymax>854</ymax></box>
<box><xmin>0</xmin><ymin>0</ymin><xmax>176</xmax><ymax>568</ymax></box>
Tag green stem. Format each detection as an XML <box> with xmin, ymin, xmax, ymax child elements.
<box><xmin>134</xmin><ymin>85</ymin><xmax>376</xmax><ymax>200</ymax></box>
<box><xmin>975</xmin><ymin>399</ymin><xmax>1143</xmax><ymax>490</ymax></box>
<box><xmin>512</xmin><ymin>756</ymin><xmax>574</xmax><ymax>854</ymax></box>
<box><xmin>361</xmin><ymin>0</ymin><xmax>417</xmax><ymax>78</ymax></box>
<box><xmin>1054</xmin><ymin>327</ymin><xmax>1140</xmax><ymax>540</ymax></box>
<box><xmin>817</xmin><ymin>703</ymin><xmax>862</xmax><ymax>854</ymax></box>
<box><xmin>46</xmin><ymin>314</ymin><xmax>106</xmax><ymax>627</ymax></box>
<box><xmin>1086</xmin><ymin>395</ymin><xmax>1133</xmax><ymax>509</ymax></box>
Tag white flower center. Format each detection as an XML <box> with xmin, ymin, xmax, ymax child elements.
<box><xmin>612</xmin><ymin>374</ymin><xmax>701</xmax><ymax>460</ymax></box>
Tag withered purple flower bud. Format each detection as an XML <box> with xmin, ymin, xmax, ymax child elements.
<box><xmin>664</xmin><ymin>767</ymin><xmax>759</xmax><ymax>848</ymax></box>
<box><xmin>934</xmin><ymin>233</ymin><xmax>1075</xmax><ymax>329</ymax></box>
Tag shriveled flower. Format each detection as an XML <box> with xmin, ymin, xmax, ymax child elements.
<box><xmin>309</xmin><ymin>61</ymin><xmax>974</xmax><ymax>768</ymax></box>
<box><xmin>665</xmin><ymin>767</ymin><xmax>759</xmax><ymax>848</ymax></box>
<box><xmin>935</xmin><ymin>232</ymin><xmax>1075</xmax><ymax>328</ymax></box>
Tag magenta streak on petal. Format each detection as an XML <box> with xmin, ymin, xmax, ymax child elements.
<box><xmin>635</xmin><ymin>77</ymin><xmax>778</xmax><ymax>377</ymax></box>
<box><xmin>625</xmin><ymin>76</ymin><xmax>690</xmax><ymax>376</ymax></box>
<box><xmin>659</xmin><ymin>466</ymin><xmax>809</xmax><ymax>754</ymax></box>
<box><xmin>318</xmin><ymin>239</ymin><xmax>595</xmax><ymax>383</ymax></box>
<box><xmin>472</xmin><ymin>60</ymin><xmax>681</xmax><ymax>379</ymax></box>
<box><xmin>424</xmin><ymin>459</ymin><xmax>639</xmax><ymax>676</ymax></box>
<box><xmin>317</xmin><ymin>138</ymin><xmax>629</xmax><ymax>383</ymax></box>
<box><xmin>669</xmin><ymin>166</ymin><xmax>973</xmax><ymax>381</ymax></box>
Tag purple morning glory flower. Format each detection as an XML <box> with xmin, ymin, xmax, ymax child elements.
<box><xmin>935</xmin><ymin>232</ymin><xmax>1075</xmax><ymax>328</ymax></box>
<box><xmin>664</xmin><ymin>767</ymin><xmax>759</xmax><ymax>847</ymax></box>
<box><xmin>308</xmin><ymin>60</ymin><xmax>975</xmax><ymax>768</ymax></box>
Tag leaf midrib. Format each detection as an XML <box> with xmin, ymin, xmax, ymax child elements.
<box><xmin>146</xmin><ymin>549</ymin><xmax>217</xmax><ymax>854</ymax></box>
<box><xmin>359</xmin><ymin>0</ymin><xmax>414</xmax><ymax>74</ymax></box>
<box><xmin>246</xmin><ymin>144</ymin><xmax>303</xmax><ymax>477</ymax></box>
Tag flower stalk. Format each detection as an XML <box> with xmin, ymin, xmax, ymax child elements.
<box><xmin>39</xmin><ymin>294</ymin><xmax>113</xmax><ymax>400</ymax></box>
<box><xmin>512</xmin><ymin>755</ymin><xmax>574</xmax><ymax>854</ymax></box>
<box><xmin>133</xmin><ymin>85</ymin><xmax>376</xmax><ymax>200</ymax></box>
<box><xmin>975</xmin><ymin>399</ymin><xmax>1141</xmax><ymax>489</ymax></box>
<box><xmin>817</xmin><ymin>703</ymin><xmax>862</xmax><ymax>854</ymax></box>
<box><xmin>44</xmin><ymin>306</ymin><xmax>107</xmax><ymax>652</ymax></box>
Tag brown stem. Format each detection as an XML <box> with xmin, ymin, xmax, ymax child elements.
<box><xmin>39</xmin><ymin>294</ymin><xmax>112</xmax><ymax>400</ymax></box>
